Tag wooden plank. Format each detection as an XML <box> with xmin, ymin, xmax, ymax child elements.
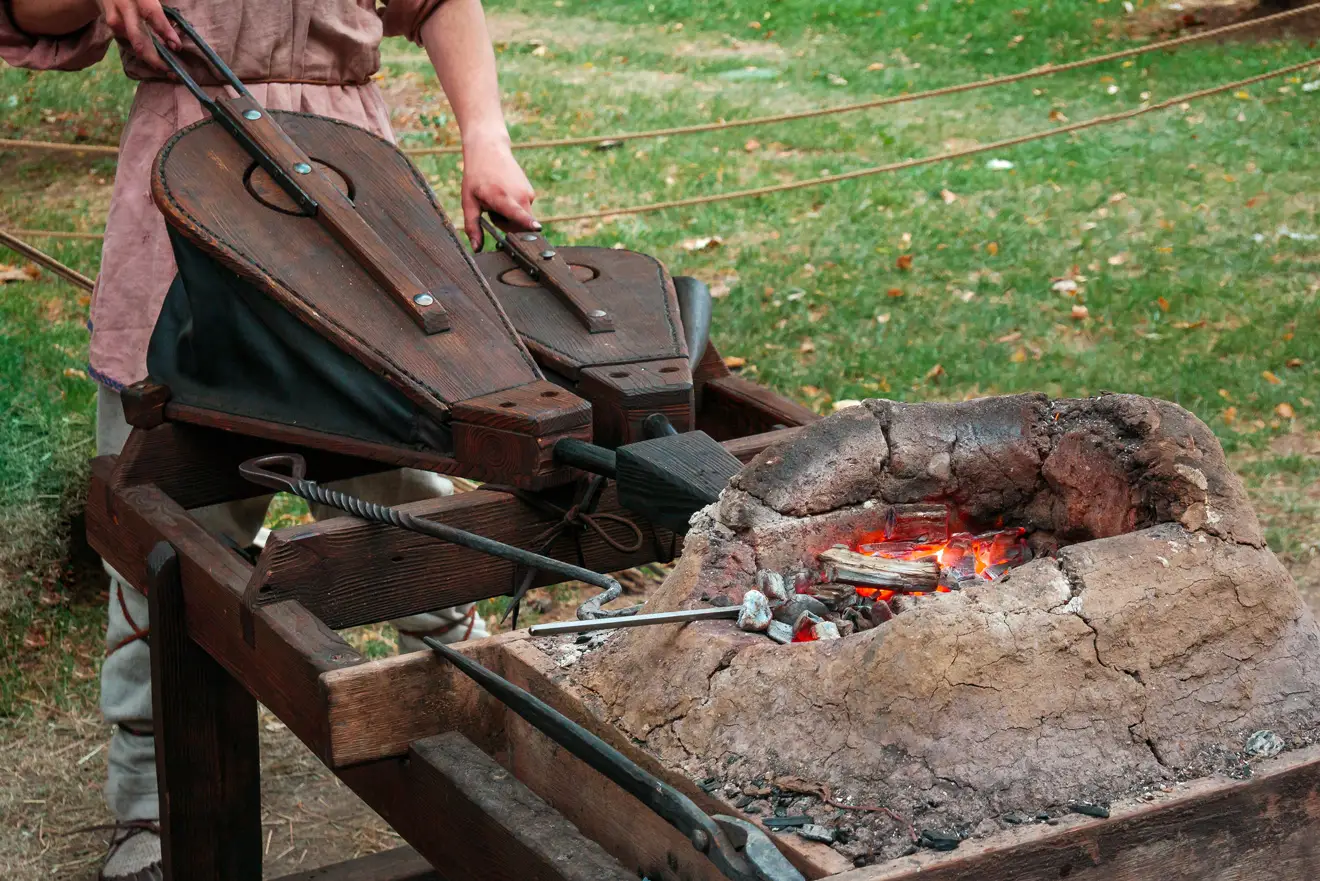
<box><xmin>88</xmin><ymin>474</ymin><xmax>364</xmax><ymax>763</ymax></box>
<box><xmin>700</xmin><ymin>374</ymin><xmax>821</xmax><ymax>440</ymax></box>
<box><xmin>148</xmin><ymin>541</ymin><xmax>263</xmax><ymax>881</ymax></box>
<box><xmin>340</xmin><ymin>733</ymin><xmax>633</xmax><ymax>881</ymax></box>
<box><xmin>251</xmin><ymin>482</ymin><xmax>679</xmax><ymax>629</ymax></box>
<box><xmin>838</xmin><ymin>744</ymin><xmax>1320</xmax><ymax>881</ymax></box>
<box><xmin>272</xmin><ymin>847</ymin><xmax>438</xmax><ymax>881</ymax></box>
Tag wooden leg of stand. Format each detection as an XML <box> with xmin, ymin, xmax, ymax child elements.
<box><xmin>148</xmin><ymin>541</ymin><xmax>262</xmax><ymax>880</ymax></box>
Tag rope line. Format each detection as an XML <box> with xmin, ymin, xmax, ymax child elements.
<box><xmin>536</xmin><ymin>55</ymin><xmax>1320</xmax><ymax>224</ymax></box>
<box><xmin>5</xmin><ymin>56</ymin><xmax>1317</xmax><ymax>239</ymax></box>
<box><xmin>1</xmin><ymin>4</ymin><xmax>1315</xmax><ymax>160</ymax></box>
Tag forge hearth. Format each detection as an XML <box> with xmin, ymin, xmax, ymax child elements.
<box><xmin>572</xmin><ymin>393</ymin><xmax>1320</xmax><ymax>864</ymax></box>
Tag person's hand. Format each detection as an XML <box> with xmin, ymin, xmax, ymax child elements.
<box><xmin>96</xmin><ymin>0</ymin><xmax>181</xmax><ymax>70</ymax></box>
<box><xmin>460</xmin><ymin>129</ymin><xmax>538</xmax><ymax>251</ymax></box>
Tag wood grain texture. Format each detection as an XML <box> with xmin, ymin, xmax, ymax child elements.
<box><xmin>615</xmin><ymin>431</ymin><xmax>744</xmax><ymax>532</ymax></box>
<box><xmin>450</xmin><ymin>380</ymin><xmax>591</xmax><ymax>435</ymax></box>
<box><xmin>271</xmin><ymin>847</ymin><xmax>438</xmax><ymax>881</ymax></box>
<box><xmin>840</xmin><ymin>744</ymin><xmax>1320</xmax><ymax>881</ymax></box>
<box><xmin>219</xmin><ymin>95</ymin><xmax>451</xmax><ymax>334</ymax></box>
<box><xmin>493</xmin><ymin>230</ymin><xmax>614</xmax><ymax>333</ymax></box>
<box><xmin>120</xmin><ymin>380</ymin><xmax>172</xmax><ymax>429</ymax></box>
<box><xmin>250</xmin><ymin>483</ymin><xmax>676</xmax><ymax>629</ymax></box>
<box><xmin>341</xmin><ymin>733</ymin><xmax>632</xmax><ymax>881</ymax></box>
<box><xmin>152</xmin><ymin>111</ymin><xmax>581</xmax><ymax>443</ymax></box>
<box><xmin>148</xmin><ymin>541</ymin><xmax>263</xmax><ymax>881</ymax></box>
<box><xmin>475</xmin><ymin>246</ymin><xmax>686</xmax><ymax>379</ymax></box>
<box><xmin>700</xmin><ymin>374</ymin><xmax>822</xmax><ymax>439</ymax></box>
<box><xmin>578</xmin><ymin>357</ymin><xmax>695</xmax><ymax>447</ymax></box>
<box><xmin>88</xmin><ymin>473</ymin><xmax>364</xmax><ymax>763</ymax></box>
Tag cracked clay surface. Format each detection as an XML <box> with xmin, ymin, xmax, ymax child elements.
<box><xmin>573</xmin><ymin>394</ymin><xmax>1320</xmax><ymax>852</ymax></box>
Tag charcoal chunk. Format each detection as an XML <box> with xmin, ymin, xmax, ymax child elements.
<box><xmin>797</xmin><ymin>824</ymin><xmax>836</xmax><ymax>844</ymax></box>
<box><xmin>1069</xmin><ymin>802</ymin><xmax>1110</xmax><ymax>819</ymax></box>
<box><xmin>917</xmin><ymin>829</ymin><xmax>961</xmax><ymax>852</ymax></box>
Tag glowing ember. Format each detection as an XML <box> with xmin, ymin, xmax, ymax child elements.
<box><xmin>854</xmin><ymin>526</ymin><xmax>1030</xmax><ymax>595</ymax></box>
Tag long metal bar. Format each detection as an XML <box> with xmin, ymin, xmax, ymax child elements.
<box><xmin>424</xmin><ymin>637</ymin><xmax>801</xmax><ymax>881</ymax></box>
<box><xmin>529</xmin><ymin>606</ymin><xmax>737</xmax><ymax>636</ymax></box>
<box><xmin>240</xmin><ymin>454</ymin><xmax>621</xmax><ymax>594</ymax></box>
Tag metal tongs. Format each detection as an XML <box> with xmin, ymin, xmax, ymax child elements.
<box><xmin>426</xmin><ymin>636</ymin><xmax>805</xmax><ymax>881</ymax></box>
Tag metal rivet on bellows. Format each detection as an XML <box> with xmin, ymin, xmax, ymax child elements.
<box><xmin>589</xmin><ymin>309</ymin><xmax>608</xmax><ymax>318</ymax></box>
<box><xmin>293</xmin><ymin>162</ymin><xmax>312</xmax><ymax>174</ymax></box>
<box><xmin>520</xmin><ymin>233</ymin><xmax>539</xmax><ymax>242</ymax></box>
<box><xmin>540</xmin><ymin>249</ymin><xmax>557</xmax><ymax>259</ymax></box>
<box><xmin>242</xmin><ymin>109</ymin><xmax>262</xmax><ymax>120</ymax></box>
<box><xmin>413</xmin><ymin>293</ymin><xmax>435</xmax><ymax>307</ymax></box>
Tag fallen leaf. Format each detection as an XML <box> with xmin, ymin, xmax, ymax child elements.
<box><xmin>1219</xmin><ymin>389</ymin><xmax>1232</xmax><ymax>400</ymax></box>
<box><xmin>896</xmin><ymin>254</ymin><xmax>913</xmax><ymax>271</ymax></box>
<box><xmin>1071</xmin><ymin>304</ymin><xmax>1090</xmax><ymax>320</ymax></box>
<box><xmin>1107</xmin><ymin>253</ymin><xmax>1128</xmax><ymax>266</ymax></box>
<box><xmin>744</xmin><ymin>139</ymin><xmax>761</xmax><ymax>152</ymax></box>
<box><xmin>799</xmin><ymin>338</ymin><xmax>816</xmax><ymax>354</ymax></box>
<box><xmin>1171</xmin><ymin>320</ymin><xmax>1206</xmax><ymax>330</ymax></box>
<box><xmin>987</xmin><ymin>242</ymin><xmax>999</xmax><ymax>256</ymax></box>
<box><xmin>1246</xmin><ymin>195</ymin><xmax>1269</xmax><ymax>209</ymax></box>
<box><xmin>1049</xmin><ymin>109</ymin><xmax>1069</xmax><ymax>123</ymax></box>
<box><xmin>1052</xmin><ymin>279</ymin><xmax>1079</xmax><ymax>294</ymax></box>
<box><xmin>1223</xmin><ymin>406</ymin><xmax>1237</xmax><ymax>424</ymax></box>
<box><xmin>940</xmin><ymin>189</ymin><xmax>958</xmax><ymax>205</ymax></box>
<box><xmin>0</xmin><ymin>263</ymin><xmax>40</xmax><ymax>283</ymax></box>
<box><xmin>682</xmin><ymin>236</ymin><xmax>724</xmax><ymax>252</ymax></box>
<box><xmin>1109</xmin><ymin>192</ymin><xmax>1127</xmax><ymax>203</ymax></box>
<box><xmin>800</xmin><ymin>385</ymin><xmax>821</xmax><ymax>397</ymax></box>
<box><xmin>866</xmin><ymin>62</ymin><xmax>886</xmax><ymax>71</ymax></box>
<box><xmin>887</xmin><ymin>287</ymin><xmax>903</xmax><ymax>298</ymax></box>
<box><xmin>1010</xmin><ymin>347</ymin><xmax>1029</xmax><ymax>363</ymax></box>
<box><xmin>899</xmin><ymin>232</ymin><xmax>912</xmax><ymax>248</ymax></box>
<box><xmin>1276</xmin><ymin>402</ymin><xmax>1296</xmax><ymax>419</ymax></box>
<box><xmin>723</xmin><ymin>356</ymin><xmax>746</xmax><ymax>369</ymax></box>
<box><xmin>22</xmin><ymin>631</ymin><xmax>48</xmax><ymax>650</ymax></box>
<box><xmin>924</xmin><ymin>363</ymin><xmax>945</xmax><ymax>381</ymax></box>
<box><xmin>875</xmin><ymin>313</ymin><xmax>891</xmax><ymax>324</ymax></box>
<box><xmin>1157</xmin><ymin>296</ymin><xmax>1170</xmax><ymax>312</ymax></box>
<box><xmin>1263</xmin><ymin>370</ymin><xmax>1282</xmax><ymax>385</ymax></box>
<box><xmin>63</xmin><ymin>367</ymin><xmax>88</xmax><ymax>380</ymax></box>
<box><xmin>997</xmin><ymin>331</ymin><xmax>1022</xmax><ymax>343</ymax></box>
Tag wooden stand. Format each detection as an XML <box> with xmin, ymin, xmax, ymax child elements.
<box><xmin>86</xmin><ymin>357</ymin><xmax>1320</xmax><ymax>880</ymax></box>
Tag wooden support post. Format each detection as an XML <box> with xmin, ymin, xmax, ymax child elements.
<box><xmin>273</xmin><ymin>847</ymin><xmax>438</xmax><ymax>881</ymax></box>
<box><xmin>147</xmin><ymin>541</ymin><xmax>263</xmax><ymax>881</ymax></box>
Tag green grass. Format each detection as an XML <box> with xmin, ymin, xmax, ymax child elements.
<box><xmin>1</xmin><ymin>1</ymin><xmax>1318</xmax><ymax>709</ymax></box>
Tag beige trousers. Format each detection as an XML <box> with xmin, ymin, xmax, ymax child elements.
<box><xmin>97</xmin><ymin>385</ymin><xmax>487</xmax><ymax>822</ymax></box>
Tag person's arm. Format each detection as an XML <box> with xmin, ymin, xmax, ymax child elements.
<box><xmin>419</xmin><ymin>0</ymin><xmax>537</xmax><ymax>249</ymax></box>
<box><xmin>9</xmin><ymin>0</ymin><xmax>178</xmax><ymax>65</ymax></box>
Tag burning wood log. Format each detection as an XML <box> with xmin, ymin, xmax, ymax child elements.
<box><xmin>818</xmin><ymin>548</ymin><xmax>939</xmax><ymax>592</ymax></box>
<box><xmin>884</xmin><ymin>504</ymin><xmax>950</xmax><ymax>543</ymax></box>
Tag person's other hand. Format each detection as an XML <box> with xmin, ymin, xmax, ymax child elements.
<box><xmin>460</xmin><ymin>130</ymin><xmax>538</xmax><ymax>251</ymax></box>
<box><xmin>97</xmin><ymin>0</ymin><xmax>181</xmax><ymax>70</ymax></box>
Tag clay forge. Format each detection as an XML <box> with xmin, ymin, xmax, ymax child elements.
<box><xmin>572</xmin><ymin>393</ymin><xmax>1320</xmax><ymax>863</ymax></box>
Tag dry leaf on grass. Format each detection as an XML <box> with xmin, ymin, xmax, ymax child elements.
<box><xmin>1287</xmin><ymin>358</ymin><xmax>1304</xmax><ymax>368</ymax></box>
<box><xmin>1107</xmin><ymin>253</ymin><xmax>1129</xmax><ymax>266</ymax></box>
<box><xmin>1263</xmin><ymin>370</ymin><xmax>1282</xmax><ymax>385</ymax></box>
<box><xmin>1276</xmin><ymin>403</ymin><xmax>1296</xmax><ymax>419</ymax></box>
<box><xmin>723</xmin><ymin>355</ymin><xmax>746</xmax><ymax>369</ymax></box>
<box><xmin>940</xmin><ymin>189</ymin><xmax>958</xmax><ymax>205</ymax></box>
<box><xmin>896</xmin><ymin>254</ymin><xmax>913</xmax><ymax>271</ymax></box>
<box><xmin>925</xmin><ymin>363</ymin><xmax>945</xmax><ymax>381</ymax></box>
<box><xmin>681</xmin><ymin>236</ymin><xmax>724</xmax><ymax>252</ymax></box>
<box><xmin>987</xmin><ymin>242</ymin><xmax>999</xmax><ymax>256</ymax></box>
<box><xmin>1071</xmin><ymin>304</ymin><xmax>1090</xmax><ymax>320</ymax></box>
<box><xmin>0</xmin><ymin>263</ymin><xmax>40</xmax><ymax>283</ymax></box>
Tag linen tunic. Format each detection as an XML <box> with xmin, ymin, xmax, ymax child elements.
<box><xmin>1</xmin><ymin>0</ymin><xmax>445</xmax><ymax>388</ymax></box>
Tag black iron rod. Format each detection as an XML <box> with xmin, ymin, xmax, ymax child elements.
<box><xmin>424</xmin><ymin>637</ymin><xmax>723</xmax><ymax>855</ymax></box>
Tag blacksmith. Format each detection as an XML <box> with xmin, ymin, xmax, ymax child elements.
<box><xmin>0</xmin><ymin>1</ymin><xmax>539</xmax><ymax>878</ymax></box>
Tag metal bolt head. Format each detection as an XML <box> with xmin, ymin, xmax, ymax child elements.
<box><xmin>414</xmin><ymin>293</ymin><xmax>435</xmax><ymax>307</ymax></box>
<box><xmin>520</xmin><ymin>233</ymin><xmax>539</xmax><ymax>242</ymax></box>
<box><xmin>242</xmin><ymin>109</ymin><xmax>262</xmax><ymax>121</ymax></box>
<box><xmin>589</xmin><ymin>309</ymin><xmax>608</xmax><ymax>318</ymax></box>
<box><xmin>293</xmin><ymin>162</ymin><xmax>312</xmax><ymax>174</ymax></box>
<box><xmin>540</xmin><ymin>249</ymin><xmax>557</xmax><ymax>259</ymax></box>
